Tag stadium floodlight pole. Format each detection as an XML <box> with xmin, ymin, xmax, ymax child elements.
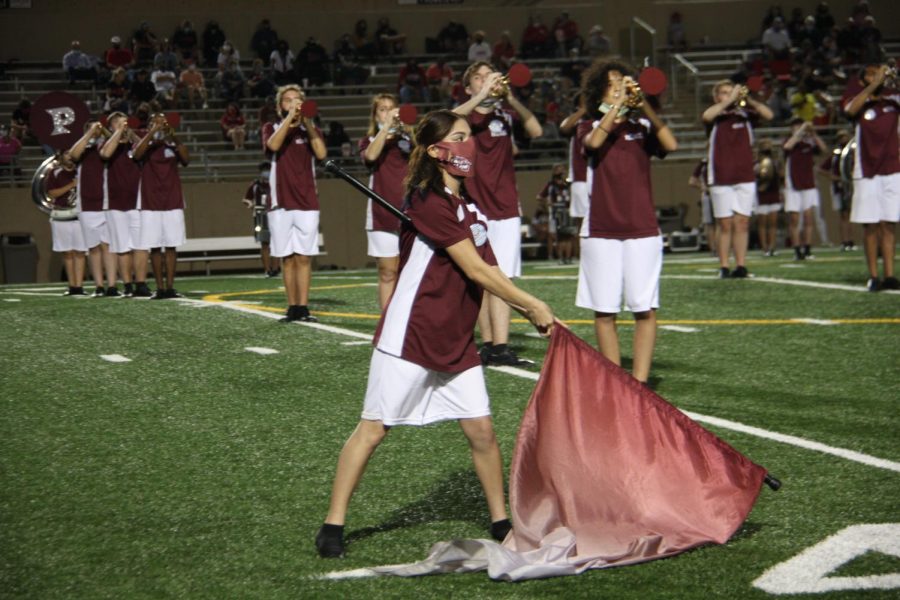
<box><xmin>323</xmin><ymin>160</ymin><xmax>411</xmax><ymax>225</ymax></box>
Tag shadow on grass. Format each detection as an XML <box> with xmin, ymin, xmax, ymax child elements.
<box><xmin>346</xmin><ymin>470</ymin><xmax>487</xmax><ymax>543</ymax></box>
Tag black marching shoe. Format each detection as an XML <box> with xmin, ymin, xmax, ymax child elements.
<box><xmin>866</xmin><ymin>277</ymin><xmax>881</xmax><ymax>292</ymax></box>
<box><xmin>487</xmin><ymin>345</ymin><xmax>535</xmax><ymax>367</ymax></box>
<box><xmin>479</xmin><ymin>343</ymin><xmax>494</xmax><ymax>365</ymax></box>
<box><xmin>490</xmin><ymin>519</ymin><xmax>513</xmax><ymax>542</ymax></box>
<box><xmin>731</xmin><ymin>265</ymin><xmax>749</xmax><ymax>279</ymax></box>
<box><xmin>122</xmin><ymin>283</ymin><xmax>134</xmax><ymax>298</ymax></box>
<box><xmin>881</xmin><ymin>276</ymin><xmax>900</xmax><ymax>290</ymax></box>
<box><xmin>63</xmin><ymin>286</ymin><xmax>86</xmax><ymax>296</ymax></box>
<box><xmin>105</xmin><ymin>286</ymin><xmax>120</xmax><ymax>297</ymax></box>
<box><xmin>297</xmin><ymin>306</ymin><xmax>318</xmax><ymax>322</ymax></box>
<box><xmin>132</xmin><ymin>282</ymin><xmax>152</xmax><ymax>297</ymax></box>
<box><xmin>280</xmin><ymin>305</ymin><xmax>300</xmax><ymax>322</ymax></box>
<box><xmin>164</xmin><ymin>288</ymin><xmax>182</xmax><ymax>299</ymax></box>
<box><xmin>92</xmin><ymin>286</ymin><xmax>105</xmax><ymax>297</ymax></box>
<box><xmin>794</xmin><ymin>247</ymin><xmax>805</xmax><ymax>261</ymax></box>
<box><xmin>718</xmin><ymin>267</ymin><xmax>730</xmax><ymax>279</ymax></box>
<box><xmin>315</xmin><ymin>524</ymin><xmax>345</xmax><ymax>558</ymax></box>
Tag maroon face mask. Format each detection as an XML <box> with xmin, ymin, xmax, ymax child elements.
<box><xmin>432</xmin><ymin>138</ymin><xmax>476</xmax><ymax>178</ymax></box>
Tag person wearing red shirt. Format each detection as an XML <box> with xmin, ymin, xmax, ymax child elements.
<box><xmin>577</xmin><ymin>59</ymin><xmax>677</xmax><ymax>384</ymax></box>
<box><xmin>104</xmin><ymin>36</ymin><xmax>135</xmax><ymax>71</ymax></box>
<box><xmin>100</xmin><ymin>112</ymin><xmax>142</xmax><ymax>297</ymax></box>
<box><xmin>46</xmin><ymin>152</ymin><xmax>87</xmax><ymax>295</ymax></box>
<box><xmin>783</xmin><ymin>119</ymin><xmax>827</xmax><ymax>260</ymax></box>
<box><xmin>262</xmin><ymin>84</ymin><xmax>327</xmax><ymax>321</ymax></box>
<box><xmin>521</xmin><ymin>14</ymin><xmax>550</xmax><ymax>58</ymax></box>
<box><xmin>131</xmin><ymin>113</ymin><xmax>190</xmax><ymax>299</ymax></box>
<box><xmin>702</xmin><ymin>79</ymin><xmax>774</xmax><ymax>278</ymax></box>
<box><xmin>453</xmin><ymin>61</ymin><xmax>542</xmax><ymax>366</ymax></box>
<box><xmin>491</xmin><ymin>31</ymin><xmax>516</xmax><ymax>69</ymax></box>
<box><xmin>843</xmin><ymin>64</ymin><xmax>900</xmax><ymax>291</ymax></box>
<box><xmin>220</xmin><ymin>102</ymin><xmax>246</xmax><ymax>150</ymax></box>
<box><xmin>315</xmin><ymin>109</ymin><xmax>555</xmax><ymax>558</ymax></box>
<box><xmin>425</xmin><ymin>60</ymin><xmax>454</xmax><ymax>104</ymax></box>
<box><xmin>816</xmin><ymin>130</ymin><xmax>855</xmax><ymax>252</ymax></box>
<box><xmin>359</xmin><ymin>93</ymin><xmax>413</xmax><ymax>309</ymax></box>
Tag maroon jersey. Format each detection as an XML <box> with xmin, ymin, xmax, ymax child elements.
<box><xmin>359</xmin><ymin>133</ymin><xmax>412</xmax><ymax>232</ymax></box>
<box><xmin>374</xmin><ymin>188</ymin><xmax>497</xmax><ymax>373</ymax></box>
<box><xmin>262</xmin><ymin>121</ymin><xmax>321</xmax><ymax>211</ymax></box>
<box><xmin>563</xmin><ymin>119</ymin><xmax>588</xmax><ymax>182</ymax></box>
<box><xmin>466</xmin><ymin>107</ymin><xmax>520</xmax><ymax>220</ymax></box>
<box><xmin>844</xmin><ymin>92</ymin><xmax>900</xmax><ymax>178</ymax></box>
<box><xmin>820</xmin><ymin>149</ymin><xmax>845</xmax><ymax>196</ymax></box>
<box><xmin>784</xmin><ymin>138</ymin><xmax>818</xmax><ymax>190</ymax></box>
<box><xmin>756</xmin><ymin>157</ymin><xmax>781</xmax><ymax>205</ymax></box>
<box><xmin>578</xmin><ymin>118</ymin><xmax>665</xmax><ymax>240</ymax></box>
<box><xmin>76</xmin><ymin>143</ymin><xmax>105</xmax><ymax>212</ymax></box>
<box><xmin>105</xmin><ymin>143</ymin><xmax>141</xmax><ymax>211</ymax></box>
<box><xmin>706</xmin><ymin>108</ymin><xmax>759</xmax><ymax>186</ymax></box>
<box><xmin>244</xmin><ymin>180</ymin><xmax>270</xmax><ymax>208</ymax></box>
<box><xmin>134</xmin><ymin>140</ymin><xmax>186</xmax><ymax>211</ymax></box>
<box><xmin>46</xmin><ymin>167</ymin><xmax>76</xmax><ymax>208</ymax></box>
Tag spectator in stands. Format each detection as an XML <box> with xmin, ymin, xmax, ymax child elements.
<box><xmin>63</xmin><ymin>40</ymin><xmax>98</xmax><ymax>85</ymax></box>
<box><xmin>171</xmin><ymin>20</ymin><xmax>199</xmax><ymax>65</ymax></box>
<box><xmin>468</xmin><ymin>30</ymin><xmax>491</xmax><ymax>62</ymax></box>
<box><xmin>153</xmin><ymin>39</ymin><xmax>179</xmax><ymax>73</ymax></box>
<box><xmin>794</xmin><ymin>15</ymin><xmax>823</xmax><ymax>48</ymax></box>
<box><xmin>105</xmin><ymin>36</ymin><xmax>135</xmax><ymax>72</ymax></box>
<box><xmin>251</xmin><ymin>19</ymin><xmax>279</xmax><ymax>62</ymax></box>
<box><xmin>217</xmin><ymin>41</ymin><xmax>241</xmax><ymax>74</ymax></box>
<box><xmin>426</xmin><ymin>58</ymin><xmax>454</xmax><ymax>104</ymax></box>
<box><xmin>767</xmin><ymin>79</ymin><xmax>793</xmax><ymax>124</ymax></box>
<box><xmin>814</xmin><ymin>2</ymin><xmax>835</xmax><ymax>34</ymax></box>
<box><xmin>257</xmin><ymin>95</ymin><xmax>277</xmax><ymax>140</ymax></box>
<box><xmin>247</xmin><ymin>59</ymin><xmax>275</xmax><ymax>99</ymax></box>
<box><xmin>761</xmin><ymin>6</ymin><xmax>785</xmax><ymax>33</ymax></box>
<box><xmin>397</xmin><ymin>58</ymin><xmax>427</xmax><ymax>104</ymax></box>
<box><xmin>10</xmin><ymin>100</ymin><xmax>32</xmax><ymax>143</ymax></box>
<box><xmin>333</xmin><ymin>35</ymin><xmax>368</xmax><ymax>88</ymax></box>
<box><xmin>521</xmin><ymin>14</ymin><xmax>551</xmax><ymax>59</ymax></box>
<box><xmin>790</xmin><ymin>79</ymin><xmax>819</xmax><ymax>122</ymax></box>
<box><xmin>296</xmin><ymin>37</ymin><xmax>330</xmax><ymax>87</ymax></box>
<box><xmin>129</xmin><ymin>69</ymin><xmax>157</xmax><ymax>106</ymax></box>
<box><xmin>131</xmin><ymin>21</ymin><xmax>159</xmax><ymax>68</ymax></box>
<box><xmin>762</xmin><ymin>17</ymin><xmax>791</xmax><ymax>60</ymax></box>
<box><xmin>179</xmin><ymin>64</ymin><xmax>208</xmax><ymax>109</ymax></box>
<box><xmin>492</xmin><ymin>31</ymin><xmax>516</xmax><ymax>70</ymax></box>
<box><xmin>375</xmin><ymin>17</ymin><xmax>405</xmax><ymax>56</ymax></box>
<box><xmin>270</xmin><ymin>40</ymin><xmax>294</xmax><ymax>85</ymax></box>
<box><xmin>667</xmin><ymin>12</ymin><xmax>687</xmax><ymax>50</ymax></box>
<box><xmin>552</xmin><ymin>11</ymin><xmax>579</xmax><ymax>52</ymax></box>
<box><xmin>587</xmin><ymin>25</ymin><xmax>611</xmax><ymax>57</ymax></box>
<box><xmin>325</xmin><ymin>121</ymin><xmax>350</xmax><ymax>158</ymax></box>
<box><xmin>220</xmin><ymin>102</ymin><xmax>246</xmax><ymax>150</ymax></box>
<box><xmin>106</xmin><ymin>67</ymin><xmax>130</xmax><ymax>112</ymax></box>
<box><xmin>561</xmin><ymin>47</ymin><xmax>588</xmax><ymax>91</ymax></box>
<box><xmin>0</xmin><ymin>124</ymin><xmax>23</xmax><ymax>177</ymax></box>
<box><xmin>786</xmin><ymin>8</ymin><xmax>806</xmax><ymax>42</ymax></box>
<box><xmin>436</xmin><ymin>20</ymin><xmax>469</xmax><ymax>54</ymax></box>
<box><xmin>150</xmin><ymin>64</ymin><xmax>177</xmax><ymax>108</ymax></box>
<box><xmin>352</xmin><ymin>19</ymin><xmax>376</xmax><ymax>61</ymax></box>
<box><xmin>201</xmin><ymin>21</ymin><xmax>226</xmax><ymax>67</ymax></box>
<box><xmin>219</xmin><ymin>59</ymin><xmax>245</xmax><ymax>103</ymax></box>
<box><xmin>133</xmin><ymin>102</ymin><xmax>153</xmax><ymax>130</ymax></box>
<box><xmin>859</xmin><ymin>16</ymin><xmax>883</xmax><ymax>64</ymax></box>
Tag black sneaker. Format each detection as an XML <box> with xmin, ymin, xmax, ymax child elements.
<box><xmin>122</xmin><ymin>283</ymin><xmax>134</xmax><ymax>298</ymax></box>
<box><xmin>105</xmin><ymin>287</ymin><xmax>120</xmax><ymax>297</ymax></box>
<box><xmin>718</xmin><ymin>267</ymin><xmax>730</xmax><ymax>279</ymax></box>
<box><xmin>297</xmin><ymin>306</ymin><xmax>318</xmax><ymax>322</ymax></box>
<box><xmin>92</xmin><ymin>286</ymin><xmax>105</xmax><ymax>297</ymax></box>
<box><xmin>490</xmin><ymin>518</ymin><xmax>512</xmax><ymax>542</ymax></box>
<box><xmin>488</xmin><ymin>348</ymin><xmax>535</xmax><ymax>367</ymax></box>
<box><xmin>164</xmin><ymin>288</ymin><xmax>183</xmax><ymax>299</ymax></box>
<box><xmin>63</xmin><ymin>286</ymin><xmax>86</xmax><ymax>296</ymax></box>
<box><xmin>479</xmin><ymin>343</ymin><xmax>493</xmax><ymax>365</ymax></box>
<box><xmin>881</xmin><ymin>276</ymin><xmax>900</xmax><ymax>290</ymax></box>
<box><xmin>149</xmin><ymin>289</ymin><xmax>167</xmax><ymax>300</ymax></box>
<box><xmin>794</xmin><ymin>247</ymin><xmax>805</xmax><ymax>261</ymax></box>
<box><xmin>133</xmin><ymin>283</ymin><xmax>152</xmax><ymax>298</ymax></box>
<box><xmin>315</xmin><ymin>524</ymin><xmax>345</xmax><ymax>558</ymax></box>
<box><xmin>732</xmin><ymin>265</ymin><xmax>749</xmax><ymax>279</ymax></box>
<box><xmin>867</xmin><ymin>277</ymin><xmax>881</xmax><ymax>292</ymax></box>
<box><xmin>280</xmin><ymin>306</ymin><xmax>299</xmax><ymax>322</ymax></box>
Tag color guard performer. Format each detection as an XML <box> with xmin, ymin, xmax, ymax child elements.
<box><xmin>262</xmin><ymin>84</ymin><xmax>327</xmax><ymax>322</ymax></box>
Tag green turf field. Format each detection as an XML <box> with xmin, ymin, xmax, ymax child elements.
<box><xmin>1</xmin><ymin>248</ymin><xmax>898</xmax><ymax>599</ymax></box>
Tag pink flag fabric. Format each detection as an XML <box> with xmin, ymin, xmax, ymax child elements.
<box><xmin>348</xmin><ymin>327</ymin><xmax>767</xmax><ymax>582</ymax></box>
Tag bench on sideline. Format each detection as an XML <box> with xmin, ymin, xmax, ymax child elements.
<box><xmin>177</xmin><ymin>234</ymin><xmax>326</xmax><ymax>275</ymax></box>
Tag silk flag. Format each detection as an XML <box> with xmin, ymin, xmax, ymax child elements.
<box><xmin>347</xmin><ymin>327</ymin><xmax>768</xmax><ymax>581</ymax></box>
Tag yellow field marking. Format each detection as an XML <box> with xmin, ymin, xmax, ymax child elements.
<box><xmin>202</xmin><ymin>283</ymin><xmax>375</xmax><ymax>303</ymax></box>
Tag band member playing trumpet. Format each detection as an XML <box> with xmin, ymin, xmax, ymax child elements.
<box><xmin>69</xmin><ymin>121</ymin><xmax>118</xmax><ymax>296</ymax></box>
<box><xmin>755</xmin><ymin>139</ymin><xmax>782</xmax><ymax>257</ymax></box>
<box><xmin>783</xmin><ymin>119</ymin><xmax>827</xmax><ymax>260</ymax></box>
<box><xmin>131</xmin><ymin>113</ymin><xmax>190</xmax><ymax>299</ymax></box>
<box><xmin>47</xmin><ymin>151</ymin><xmax>87</xmax><ymax>296</ymax></box>
<box><xmin>842</xmin><ymin>63</ymin><xmax>900</xmax><ymax>291</ymax></box>
<box><xmin>359</xmin><ymin>93</ymin><xmax>412</xmax><ymax>309</ymax></box>
<box><xmin>100</xmin><ymin>112</ymin><xmax>143</xmax><ymax>297</ymax></box>
<box><xmin>702</xmin><ymin>80</ymin><xmax>774</xmax><ymax>278</ymax></box>
<box><xmin>453</xmin><ymin>61</ymin><xmax>542</xmax><ymax>366</ymax></box>
<box><xmin>576</xmin><ymin>59</ymin><xmax>677</xmax><ymax>384</ymax></box>
<box><xmin>816</xmin><ymin>130</ymin><xmax>855</xmax><ymax>252</ymax></box>
<box><xmin>262</xmin><ymin>84</ymin><xmax>327</xmax><ymax>322</ymax></box>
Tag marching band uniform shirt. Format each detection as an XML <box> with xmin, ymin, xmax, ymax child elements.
<box><xmin>261</xmin><ymin>121</ymin><xmax>322</xmax><ymax>211</ymax></box>
<box><xmin>819</xmin><ymin>150</ymin><xmax>845</xmax><ymax>198</ymax></box>
<box><xmin>244</xmin><ymin>179</ymin><xmax>270</xmax><ymax>209</ymax></box>
<box><xmin>359</xmin><ymin>133</ymin><xmax>412</xmax><ymax>232</ymax></box>
<box><xmin>76</xmin><ymin>142</ymin><xmax>105</xmax><ymax>212</ymax></box>
<box><xmin>577</xmin><ymin>117</ymin><xmax>666</xmax><ymax>240</ymax></box>
<box><xmin>374</xmin><ymin>188</ymin><xmax>497</xmax><ymax>373</ymax></box>
<box><xmin>46</xmin><ymin>168</ymin><xmax>76</xmax><ymax>208</ymax></box>
<box><xmin>756</xmin><ymin>158</ymin><xmax>781</xmax><ymax>205</ymax></box>
<box><xmin>465</xmin><ymin>107</ymin><xmax>520</xmax><ymax>220</ymax></box>
<box><xmin>105</xmin><ymin>143</ymin><xmax>141</xmax><ymax>211</ymax></box>
<box><xmin>784</xmin><ymin>138</ymin><xmax>819</xmax><ymax>190</ymax></box>
<box><xmin>705</xmin><ymin>108</ymin><xmax>759</xmax><ymax>186</ymax></box>
<box><xmin>563</xmin><ymin>119</ymin><xmax>588</xmax><ymax>183</ymax></box>
<box><xmin>843</xmin><ymin>91</ymin><xmax>900</xmax><ymax>179</ymax></box>
<box><xmin>134</xmin><ymin>140</ymin><xmax>186</xmax><ymax>211</ymax></box>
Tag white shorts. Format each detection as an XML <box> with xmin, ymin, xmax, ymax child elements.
<box><xmin>136</xmin><ymin>209</ymin><xmax>186</xmax><ymax>250</ymax></box>
<box><xmin>784</xmin><ymin>187</ymin><xmax>819</xmax><ymax>213</ymax></box>
<box><xmin>700</xmin><ymin>192</ymin><xmax>714</xmax><ymax>225</ymax></box>
<box><xmin>711</xmin><ymin>182</ymin><xmax>756</xmax><ymax>218</ymax></box>
<box><xmin>106</xmin><ymin>209</ymin><xmax>140</xmax><ymax>254</ymax></box>
<box><xmin>268</xmin><ymin>209</ymin><xmax>320</xmax><ymax>257</ymax></box>
<box><xmin>851</xmin><ymin>173</ymin><xmax>900</xmax><ymax>224</ymax></box>
<box><xmin>361</xmin><ymin>349</ymin><xmax>490</xmax><ymax>426</ymax></box>
<box><xmin>51</xmin><ymin>219</ymin><xmax>87</xmax><ymax>252</ymax></box>
<box><xmin>487</xmin><ymin>216</ymin><xmax>521</xmax><ymax>278</ymax></box>
<box><xmin>569</xmin><ymin>181</ymin><xmax>589</xmax><ymax>218</ymax></box>
<box><xmin>576</xmin><ymin>235</ymin><xmax>662</xmax><ymax>314</ymax></box>
<box><xmin>756</xmin><ymin>203</ymin><xmax>783</xmax><ymax>215</ymax></box>
<box><xmin>367</xmin><ymin>230</ymin><xmax>400</xmax><ymax>258</ymax></box>
<box><xmin>78</xmin><ymin>211</ymin><xmax>109</xmax><ymax>249</ymax></box>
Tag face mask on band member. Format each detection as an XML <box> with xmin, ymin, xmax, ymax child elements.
<box><xmin>598</xmin><ymin>101</ymin><xmax>631</xmax><ymax>119</ymax></box>
<box><xmin>432</xmin><ymin>138</ymin><xmax>477</xmax><ymax>178</ymax></box>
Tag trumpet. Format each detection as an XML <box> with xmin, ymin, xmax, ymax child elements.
<box><xmin>151</xmin><ymin>113</ymin><xmax>175</xmax><ymax>138</ymax></box>
<box><xmin>736</xmin><ymin>85</ymin><xmax>750</xmax><ymax>108</ymax></box>
<box><xmin>623</xmin><ymin>77</ymin><xmax>644</xmax><ymax>110</ymax></box>
<box><xmin>387</xmin><ymin>112</ymin><xmax>402</xmax><ymax>136</ymax></box>
<box><xmin>490</xmin><ymin>75</ymin><xmax>511</xmax><ymax>98</ymax></box>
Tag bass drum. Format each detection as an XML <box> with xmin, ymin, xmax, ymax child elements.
<box><xmin>31</xmin><ymin>155</ymin><xmax>78</xmax><ymax>221</ymax></box>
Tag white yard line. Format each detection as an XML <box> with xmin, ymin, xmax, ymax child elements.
<box><xmin>3</xmin><ymin>298</ymin><xmax>21</xmax><ymax>302</ymax></box>
<box><xmin>661</xmin><ymin>273</ymin><xmax>900</xmax><ymax>294</ymax></box>
<box><xmin>791</xmin><ymin>318</ymin><xmax>837</xmax><ymax>326</ymax></box>
<box><xmin>100</xmin><ymin>354</ymin><xmax>131</xmax><ymax>363</ymax></box>
<box><xmin>660</xmin><ymin>325</ymin><xmax>699</xmax><ymax>333</ymax></box>
<box><xmin>245</xmin><ymin>347</ymin><xmax>279</xmax><ymax>355</ymax></box>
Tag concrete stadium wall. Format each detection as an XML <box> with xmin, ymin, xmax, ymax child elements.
<box><xmin>1</xmin><ymin>0</ymin><xmax>897</xmax><ymax>63</ymax></box>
